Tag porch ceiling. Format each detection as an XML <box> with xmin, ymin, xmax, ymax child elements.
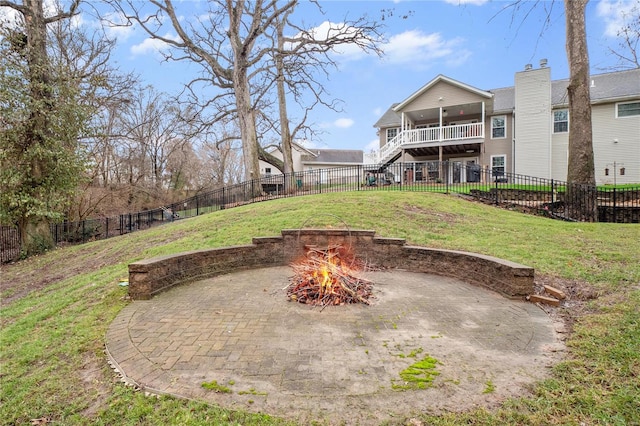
<box><xmin>404</xmin><ymin>142</ymin><xmax>482</xmax><ymax>157</ymax></box>
<box><xmin>405</xmin><ymin>101</ymin><xmax>490</xmax><ymax>123</ymax></box>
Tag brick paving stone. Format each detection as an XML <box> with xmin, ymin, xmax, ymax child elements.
<box><xmin>106</xmin><ymin>266</ymin><xmax>564</xmax><ymax>426</ymax></box>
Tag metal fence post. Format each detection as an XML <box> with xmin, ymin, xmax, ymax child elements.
<box><xmin>613</xmin><ymin>187</ymin><xmax>617</xmax><ymax>223</ymax></box>
<box><xmin>445</xmin><ymin>161</ymin><xmax>450</xmax><ymax>194</ymax></box>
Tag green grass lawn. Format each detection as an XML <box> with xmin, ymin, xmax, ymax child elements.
<box><xmin>1</xmin><ymin>191</ymin><xmax>639</xmax><ymax>425</ymax></box>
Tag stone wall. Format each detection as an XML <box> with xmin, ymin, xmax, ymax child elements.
<box><xmin>128</xmin><ymin>229</ymin><xmax>534</xmax><ymax>300</ymax></box>
<box><xmin>598</xmin><ymin>206</ymin><xmax>640</xmax><ymax>223</ymax></box>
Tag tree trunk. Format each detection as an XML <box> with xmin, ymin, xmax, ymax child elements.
<box><xmin>565</xmin><ymin>0</ymin><xmax>597</xmax><ymax>221</ymax></box>
<box><xmin>20</xmin><ymin>0</ymin><xmax>56</xmax><ymax>254</ymax></box>
<box><xmin>19</xmin><ymin>217</ymin><xmax>54</xmax><ymax>257</ymax></box>
<box><xmin>275</xmin><ymin>16</ymin><xmax>296</xmax><ymax>192</ymax></box>
<box><xmin>565</xmin><ymin>0</ymin><xmax>595</xmax><ymax>185</ymax></box>
<box><xmin>258</xmin><ymin>146</ymin><xmax>285</xmax><ymax>172</ymax></box>
<box><xmin>233</xmin><ymin>67</ymin><xmax>261</xmax><ymax>193</ymax></box>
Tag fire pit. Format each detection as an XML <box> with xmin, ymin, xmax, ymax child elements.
<box><xmin>109</xmin><ymin>252</ymin><xmax>564</xmax><ymax>425</ymax></box>
<box><xmin>287</xmin><ymin>244</ymin><xmax>375</xmax><ymax>306</ymax></box>
<box><xmin>109</xmin><ymin>230</ymin><xmax>565</xmax><ymax>424</ymax></box>
<box><xmin>127</xmin><ymin>229</ymin><xmax>535</xmax><ymax>301</ymax></box>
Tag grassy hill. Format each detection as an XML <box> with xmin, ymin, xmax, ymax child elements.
<box><xmin>1</xmin><ymin>191</ymin><xmax>639</xmax><ymax>425</ymax></box>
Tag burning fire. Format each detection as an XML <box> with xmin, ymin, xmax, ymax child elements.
<box><xmin>287</xmin><ymin>244</ymin><xmax>374</xmax><ymax>306</ymax></box>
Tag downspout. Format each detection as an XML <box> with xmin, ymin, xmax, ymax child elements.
<box><xmin>548</xmin><ymin>110</ymin><xmax>553</xmax><ymax>180</ymax></box>
<box><xmin>481</xmin><ymin>101</ymin><xmax>487</xmax><ymax>180</ymax></box>
<box><xmin>511</xmin><ymin>110</ymin><xmax>516</xmax><ymax>174</ymax></box>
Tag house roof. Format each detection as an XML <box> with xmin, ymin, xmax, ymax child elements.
<box><xmin>373</xmin><ymin>103</ymin><xmax>401</xmax><ymax>128</ymax></box>
<box><xmin>302</xmin><ymin>149</ymin><xmax>363</xmax><ymax>164</ymax></box>
<box><xmin>266</xmin><ymin>140</ymin><xmax>319</xmax><ymax>157</ymax></box>
<box><xmin>490</xmin><ymin>86</ymin><xmax>515</xmax><ymax>113</ymax></box>
<box><xmin>291</xmin><ymin>141</ymin><xmax>319</xmax><ymax>156</ymax></box>
<box><xmin>551</xmin><ymin>68</ymin><xmax>640</xmax><ymax>106</ymax></box>
<box><xmin>375</xmin><ymin>68</ymin><xmax>640</xmax><ymax>128</ymax></box>
<box><xmin>393</xmin><ymin>74</ymin><xmax>494</xmax><ymax>112</ymax></box>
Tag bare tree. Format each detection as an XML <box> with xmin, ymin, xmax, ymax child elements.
<box><xmin>261</xmin><ymin>3</ymin><xmax>383</xmax><ymax>192</ymax></box>
<box><xmin>112</xmin><ymin>0</ymin><xmax>383</xmax><ymax>194</ymax></box>
<box><xmin>48</xmin><ymin>15</ymin><xmax>139</xmax><ymax>221</ymax></box>
<box><xmin>112</xmin><ymin>0</ymin><xmax>301</xmax><ymax>189</ymax></box>
<box><xmin>273</xmin><ymin>10</ymin><xmax>295</xmax><ymax>179</ymax></box>
<box><xmin>608</xmin><ymin>4</ymin><xmax>640</xmax><ymax>69</ymax></box>
<box><xmin>200</xmin><ymin>138</ymin><xmax>244</xmax><ymax>188</ymax></box>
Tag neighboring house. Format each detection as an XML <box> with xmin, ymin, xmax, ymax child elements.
<box><xmin>260</xmin><ymin>141</ymin><xmax>363</xmax><ymax>185</ymax></box>
<box><xmin>369</xmin><ymin>63</ymin><xmax>640</xmax><ymax>185</ymax></box>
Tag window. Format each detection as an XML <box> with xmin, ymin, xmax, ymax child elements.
<box><xmin>491</xmin><ymin>155</ymin><xmax>506</xmax><ymax>180</ymax></box>
<box><xmin>553</xmin><ymin>109</ymin><xmax>569</xmax><ymax>133</ymax></box>
<box><xmin>491</xmin><ymin>116</ymin><xmax>506</xmax><ymax>139</ymax></box>
<box><xmin>617</xmin><ymin>101</ymin><xmax>640</xmax><ymax>118</ymax></box>
<box><xmin>386</xmin><ymin>127</ymin><xmax>399</xmax><ymax>143</ymax></box>
<box><xmin>265</xmin><ymin>167</ymin><xmax>271</xmax><ymax>176</ymax></box>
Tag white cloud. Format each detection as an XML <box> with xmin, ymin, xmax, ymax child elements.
<box><xmin>0</xmin><ymin>6</ymin><xmax>21</xmax><ymax>28</ymax></box>
<box><xmin>102</xmin><ymin>12</ymin><xmax>136</xmax><ymax>42</ymax></box>
<box><xmin>130</xmin><ymin>33</ymin><xmax>180</xmax><ymax>57</ymax></box>
<box><xmin>372</xmin><ymin>107</ymin><xmax>383</xmax><ymax>116</ymax></box>
<box><xmin>596</xmin><ymin>0</ymin><xmax>638</xmax><ymax>38</ymax></box>
<box><xmin>1</xmin><ymin>0</ymin><xmax>86</xmax><ymax>29</ymax></box>
<box><xmin>334</xmin><ymin>118</ymin><xmax>355</xmax><ymax>128</ymax></box>
<box><xmin>364</xmin><ymin>138</ymin><xmax>380</xmax><ymax>153</ymax></box>
<box><xmin>291</xmin><ymin>20</ymin><xmax>375</xmax><ymax>61</ymax></box>
<box><xmin>382</xmin><ymin>30</ymin><xmax>470</xmax><ymax>68</ymax></box>
<box><xmin>295</xmin><ymin>138</ymin><xmax>326</xmax><ymax>149</ymax></box>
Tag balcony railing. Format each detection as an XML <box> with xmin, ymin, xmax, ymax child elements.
<box><xmin>367</xmin><ymin>122</ymin><xmax>485</xmax><ymax>164</ymax></box>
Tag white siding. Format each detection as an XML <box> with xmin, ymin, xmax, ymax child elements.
<box><xmin>514</xmin><ymin>67</ymin><xmax>552</xmax><ymax>178</ymax></box>
<box><xmin>551</xmin><ymin>132</ymin><xmax>569</xmax><ymax>180</ymax></box>
<box><xmin>592</xmin><ymin>103</ymin><xmax>640</xmax><ymax>184</ymax></box>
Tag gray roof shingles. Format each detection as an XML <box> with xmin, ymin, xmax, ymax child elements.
<box><xmin>375</xmin><ymin>68</ymin><xmax>640</xmax><ymax>128</ymax></box>
<box><xmin>303</xmin><ymin>149</ymin><xmax>363</xmax><ymax>164</ymax></box>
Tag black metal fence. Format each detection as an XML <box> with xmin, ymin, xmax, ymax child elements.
<box><xmin>2</xmin><ymin>161</ymin><xmax>638</xmax><ymax>263</ymax></box>
<box><xmin>0</xmin><ymin>225</ymin><xmax>20</xmax><ymax>264</ymax></box>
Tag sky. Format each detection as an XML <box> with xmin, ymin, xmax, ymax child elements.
<box><xmin>2</xmin><ymin>0</ymin><xmax>638</xmax><ymax>152</ymax></box>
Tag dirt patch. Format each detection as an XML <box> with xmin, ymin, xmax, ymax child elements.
<box><xmin>0</xmin><ymin>254</ymin><xmax>98</xmax><ymax>305</ymax></box>
<box><xmin>79</xmin><ymin>352</ymin><xmax>115</xmax><ymax>418</ymax></box>
<box><xmin>402</xmin><ymin>204</ymin><xmax>460</xmax><ymax>224</ymax></box>
<box><xmin>532</xmin><ymin>274</ymin><xmax>600</xmax><ymax>332</ymax></box>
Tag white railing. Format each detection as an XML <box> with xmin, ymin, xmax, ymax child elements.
<box><xmin>370</xmin><ymin>122</ymin><xmax>484</xmax><ymax>164</ymax></box>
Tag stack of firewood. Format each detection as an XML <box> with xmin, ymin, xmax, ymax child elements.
<box><xmin>286</xmin><ymin>245</ymin><xmax>374</xmax><ymax>307</ymax></box>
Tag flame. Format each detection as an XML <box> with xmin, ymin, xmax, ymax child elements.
<box><xmin>287</xmin><ymin>243</ymin><xmax>374</xmax><ymax>306</ymax></box>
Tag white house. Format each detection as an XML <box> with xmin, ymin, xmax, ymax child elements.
<box><xmin>369</xmin><ymin>63</ymin><xmax>640</xmax><ymax>185</ymax></box>
<box><xmin>259</xmin><ymin>141</ymin><xmax>363</xmax><ymax>185</ymax></box>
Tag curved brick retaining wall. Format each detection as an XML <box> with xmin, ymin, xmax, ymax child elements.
<box><xmin>128</xmin><ymin>229</ymin><xmax>534</xmax><ymax>300</ymax></box>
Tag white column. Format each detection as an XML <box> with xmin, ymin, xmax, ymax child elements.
<box><xmin>481</xmin><ymin>101</ymin><xmax>485</xmax><ymax>138</ymax></box>
<box><xmin>439</xmin><ymin>107</ymin><xmax>443</xmax><ymax>141</ymax></box>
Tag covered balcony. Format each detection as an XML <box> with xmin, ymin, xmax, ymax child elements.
<box><xmin>367</xmin><ymin>101</ymin><xmax>486</xmax><ymax>165</ymax></box>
